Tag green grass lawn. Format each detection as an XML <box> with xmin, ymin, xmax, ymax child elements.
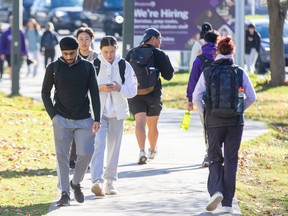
<box><xmin>0</xmin><ymin>94</ymin><xmax>57</xmax><ymax>215</ymax></box>
<box><xmin>0</xmin><ymin>71</ymin><xmax>287</xmax><ymax>215</ymax></box>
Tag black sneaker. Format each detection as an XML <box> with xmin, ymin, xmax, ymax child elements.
<box><xmin>27</xmin><ymin>58</ymin><xmax>36</xmax><ymax>66</ymax></box>
<box><xmin>202</xmin><ymin>156</ymin><xmax>209</xmax><ymax>167</ymax></box>
<box><xmin>70</xmin><ymin>180</ymin><xmax>84</xmax><ymax>203</ymax></box>
<box><xmin>56</xmin><ymin>191</ymin><xmax>70</xmax><ymax>206</ymax></box>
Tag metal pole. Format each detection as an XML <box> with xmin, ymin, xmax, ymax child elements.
<box><xmin>122</xmin><ymin>0</ymin><xmax>134</xmax><ymax>58</ymax></box>
<box><xmin>11</xmin><ymin>0</ymin><xmax>23</xmax><ymax>95</ymax></box>
<box><xmin>251</xmin><ymin>0</ymin><xmax>255</xmax><ymax>16</ymax></box>
<box><xmin>235</xmin><ymin>0</ymin><xmax>245</xmax><ymax>68</ymax></box>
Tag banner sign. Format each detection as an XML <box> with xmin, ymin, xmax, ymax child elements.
<box><xmin>133</xmin><ymin>0</ymin><xmax>235</xmax><ymax>50</ymax></box>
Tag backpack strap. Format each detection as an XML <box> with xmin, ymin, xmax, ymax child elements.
<box><xmin>93</xmin><ymin>58</ymin><xmax>126</xmax><ymax>84</ymax></box>
<box><xmin>93</xmin><ymin>58</ymin><xmax>101</xmax><ymax>75</ymax></box>
<box><xmin>93</xmin><ymin>52</ymin><xmax>98</xmax><ymax>60</ymax></box>
<box><xmin>51</xmin><ymin>60</ymin><xmax>60</xmax><ymax>102</ymax></box>
<box><xmin>118</xmin><ymin>58</ymin><xmax>126</xmax><ymax>84</ymax></box>
<box><xmin>198</xmin><ymin>54</ymin><xmax>213</xmax><ymax>69</ymax></box>
<box><xmin>52</xmin><ymin>60</ymin><xmax>59</xmax><ymax>91</ymax></box>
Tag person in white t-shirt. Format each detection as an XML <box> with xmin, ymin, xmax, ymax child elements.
<box><xmin>189</xmin><ymin>22</ymin><xmax>213</xmax><ymax>69</ymax></box>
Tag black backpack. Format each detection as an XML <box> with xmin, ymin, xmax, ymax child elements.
<box><xmin>129</xmin><ymin>46</ymin><xmax>159</xmax><ymax>95</ymax></box>
<box><xmin>204</xmin><ymin>65</ymin><xmax>243</xmax><ymax>118</ymax></box>
<box><xmin>93</xmin><ymin>58</ymin><xmax>126</xmax><ymax>84</ymax></box>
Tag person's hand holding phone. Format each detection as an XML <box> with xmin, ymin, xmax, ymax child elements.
<box><xmin>99</xmin><ymin>83</ymin><xmax>113</xmax><ymax>92</ymax></box>
<box><xmin>110</xmin><ymin>81</ymin><xmax>121</xmax><ymax>92</ymax></box>
<box><xmin>100</xmin><ymin>82</ymin><xmax>121</xmax><ymax>92</ymax></box>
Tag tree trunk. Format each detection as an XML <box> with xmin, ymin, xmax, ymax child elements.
<box><xmin>267</xmin><ymin>0</ymin><xmax>288</xmax><ymax>86</ymax></box>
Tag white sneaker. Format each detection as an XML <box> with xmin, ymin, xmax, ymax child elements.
<box><xmin>138</xmin><ymin>150</ymin><xmax>147</xmax><ymax>164</ymax></box>
<box><xmin>223</xmin><ymin>206</ymin><xmax>233</xmax><ymax>213</ymax></box>
<box><xmin>206</xmin><ymin>191</ymin><xmax>224</xmax><ymax>211</ymax></box>
<box><xmin>148</xmin><ymin>148</ymin><xmax>158</xmax><ymax>159</ymax></box>
<box><xmin>91</xmin><ymin>181</ymin><xmax>105</xmax><ymax>197</ymax></box>
<box><xmin>105</xmin><ymin>181</ymin><xmax>118</xmax><ymax>195</ymax></box>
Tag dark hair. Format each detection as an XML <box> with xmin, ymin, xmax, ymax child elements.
<box><xmin>100</xmin><ymin>36</ymin><xmax>118</xmax><ymax>49</ymax></box>
<box><xmin>248</xmin><ymin>23</ymin><xmax>255</xmax><ymax>29</ymax></box>
<box><xmin>76</xmin><ymin>27</ymin><xmax>94</xmax><ymax>40</ymax></box>
<box><xmin>217</xmin><ymin>36</ymin><xmax>235</xmax><ymax>55</ymax></box>
<box><xmin>200</xmin><ymin>22</ymin><xmax>212</xmax><ymax>38</ymax></box>
<box><xmin>204</xmin><ymin>30</ymin><xmax>219</xmax><ymax>44</ymax></box>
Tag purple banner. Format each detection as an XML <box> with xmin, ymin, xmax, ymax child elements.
<box><xmin>134</xmin><ymin>0</ymin><xmax>235</xmax><ymax>50</ymax></box>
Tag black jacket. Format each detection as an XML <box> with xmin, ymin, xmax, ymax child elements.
<box><xmin>41</xmin><ymin>56</ymin><xmax>100</xmax><ymax>122</ymax></box>
<box><xmin>40</xmin><ymin>30</ymin><xmax>58</xmax><ymax>52</ymax></box>
<box><xmin>245</xmin><ymin>29</ymin><xmax>261</xmax><ymax>54</ymax></box>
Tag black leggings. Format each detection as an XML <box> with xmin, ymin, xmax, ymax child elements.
<box><xmin>0</xmin><ymin>59</ymin><xmax>4</xmax><ymax>78</ymax></box>
<box><xmin>44</xmin><ymin>50</ymin><xmax>56</xmax><ymax>68</ymax></box>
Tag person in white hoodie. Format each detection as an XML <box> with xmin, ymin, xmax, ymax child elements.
<box><xmin>90</xmin><ymin>36</ymin><xmax>137</xmax><ymax>197</ymax></box>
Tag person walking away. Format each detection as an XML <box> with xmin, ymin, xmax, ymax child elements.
<box><xmin>245</xmin><ymin>23</ymin><xmax>261</xmax><ymax>73</ymax></box>
<box><xmin>69</xmin><ymin>26</ymin><xmax>99</xmax><ymax>169</ymax></box>
<box><xmin>25</xmin><ymin>18</ymin><xmax>41</xmax><ymax>77</ymax></box>
<box><xmin>40</xmin><ymin>22</ymin><xmax>58</xmax><ymax>68</ymax></box>
<box><xmin>0</xmin><ymin>16</ymin><xmax>28</xmax><ymax>79</ymax></box>
<box><xmin>126</xmin><ymin>28</ymin><xmax>174</xmax><ymax>164</ymax></box>
<box><xmin>193</xmin><ymin>36</ymin><xmax>256</xmax><ymax>213</ymax></box>
<box><xmin>41</xmin><ymin>37</ymin><xmax>101</xmax><ymax>206</ymax></box>
<box><xmin>186</xmin><ymin>30</ymin><xmax>220</xmax><ymax>167</ymax></box>
<box><xmin>90</xmin><ymin>36</ymin><xmax>137</xmax><ymax>197</ymax></box>
<box><xmin>189</xmin><ymin>22</ymin><xmax>213</xmax><ymax>69</ymax></box>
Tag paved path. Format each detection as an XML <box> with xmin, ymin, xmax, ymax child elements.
<box><xmin>0</xmin><ymin>59</ymin><xmax>268</xmax><ymax>216</ymax></box>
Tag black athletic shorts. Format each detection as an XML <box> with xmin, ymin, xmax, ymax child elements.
<box><xmin>128</xmin><ymin>89</ymin><xmax>162</xmax><ymax>116</ymax></box>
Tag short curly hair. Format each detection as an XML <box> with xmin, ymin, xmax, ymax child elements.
<box><xmin>217</xmin><ymin>36</ymin><xmax>235</xmax><ymax>55</ymax></box>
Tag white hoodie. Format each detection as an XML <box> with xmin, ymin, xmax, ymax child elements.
<box><xmin>96</xmin><ymin>54</ymin><xmax>137</xmax><ymax>120</ymax></box>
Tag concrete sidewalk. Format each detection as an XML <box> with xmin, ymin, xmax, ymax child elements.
<box><xmin>45</xmin><ymin>109</ymin><xmax>267</xmax><ymax>216</ymax></box>
<box><xmin>0</xmin><ymin>66</ymin><xmax>267</xmax><ymax>215</ymax></box>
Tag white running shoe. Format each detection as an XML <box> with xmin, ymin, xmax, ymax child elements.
<box><xmin>223</xmin><ymin>206</ymin><xmax>233</xmax><ymax>214</ymax></box>
<box><xmin>105</xmin><ymin>180</ymin><xmax>118</xmax><ymax>195</ymax></box>
<box><xmin>206</xmin><ymin>191</ymin><xmax>224</xmax><ymax>211</ymax></box>
<box><xmin>138</xmin><ymin>150</ymin><xmax>147</xmax><ymax>164</ymax></box>
<box><xmin>148</xmin><ymin>148</ymin><xmax>158</xmax><ymax>159</ymax></box>
<box><xmin>91</xmin><ymin>181</ymin><xmax>105</xmax><ymax>197</ymax></box>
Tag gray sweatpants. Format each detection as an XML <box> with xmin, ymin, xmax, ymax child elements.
<box><xmin>90</xmin><ymin>116</ymin><xmax>124</xmax><ymax>183</ymax></box>
<box><xmin>53</xmin><ymin>114</ymin><xmax>95</xmax><ymax>194</ymax></box>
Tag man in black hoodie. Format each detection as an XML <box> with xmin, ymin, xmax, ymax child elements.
<box><xmin>41</xmin><ymin>37</ymin><xmax>101</xmax><ymax>206</ymax></box>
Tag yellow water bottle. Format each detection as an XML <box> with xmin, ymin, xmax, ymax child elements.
<box><xmin>180</xmin><ymin>111</ymin><xmax>191</xmax><ymax>130</ymax></box>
